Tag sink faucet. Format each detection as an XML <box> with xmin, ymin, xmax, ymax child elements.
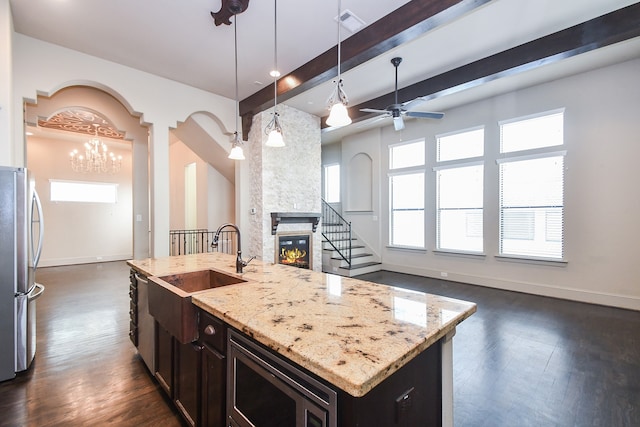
<box><xmin>212</xmin><ymin>223</ymin><xmax>254</xmax><ymax>273</ymax></box>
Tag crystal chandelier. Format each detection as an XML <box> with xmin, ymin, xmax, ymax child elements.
<box><xmin>69</xmin><ymin>124</ymin><xmax>122</xmax><ymax>173</ymax></box>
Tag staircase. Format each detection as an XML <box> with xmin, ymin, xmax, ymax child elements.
<box><xmin>321</xmin><ymin>200</ymin><xmax>381</xmax><ymax>277</ymax></box>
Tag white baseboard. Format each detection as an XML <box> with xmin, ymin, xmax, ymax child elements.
<box><xmin>381</xmin><ymin>263</ymin><xmax>640</xmax><ymax>311</ymax></box>
<box><xmin>39</xmin><ymin>254</ymin><xmax>132</xmax><ymax>267</ymax></box>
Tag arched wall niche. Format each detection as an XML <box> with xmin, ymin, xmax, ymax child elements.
<box><xmin>346</xmin><ymin>152</ymin><xmax>373</xmax><ymax>212</ymax></box>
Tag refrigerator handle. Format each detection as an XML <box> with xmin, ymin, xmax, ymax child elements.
<box><xmin>32</xmin><ymin>188</ymin><xmax>44</xmax><ymax>269</ymax></box>
<box><xmin>28</xmin><ymin>283</ymin><xmax>45</xmax><ymax>301</ymax></box>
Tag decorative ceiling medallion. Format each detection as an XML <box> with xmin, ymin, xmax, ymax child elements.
<box><xmin>38</xmin><ymin>109</ymin><xmax>125</xmax><ymax>140</ymax></box>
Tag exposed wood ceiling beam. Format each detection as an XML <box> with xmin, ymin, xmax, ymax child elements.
<box><xmin>239</xmin><ymin>0</ymin><xmax>492</xmax><ymax>138</ymax></box>
<box><xmin>331</xmin><ymin>3</ymin><xmax>640</xmax><ymax>128</ymax></box>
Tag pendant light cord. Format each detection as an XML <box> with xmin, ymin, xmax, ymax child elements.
<box><xmin>234</xmin><ymin>15</ymin><xmax>239</xmax><ymax>138</ymax></box>
<box><xmin>336</xmin><ymin>0</ymin><xmax>342</xmax><ymax>80</ymax></box>
<box><xmin>273</xmin><ymin>0</ymin><xmax>278</xmax><ymax>109</ymax></box>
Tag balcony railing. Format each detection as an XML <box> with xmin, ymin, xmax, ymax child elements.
<box><xmin>169</xmin><ymin>229</ymin><xmax>237</xmax><ymax>256</ymax></box>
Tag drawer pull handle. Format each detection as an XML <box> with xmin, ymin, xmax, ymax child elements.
<box><xmin>204</xmin><ymin>325</ymin><xmax>216</xmax><ymax>336</ymax></box>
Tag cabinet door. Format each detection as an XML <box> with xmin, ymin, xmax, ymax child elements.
<box><xmin>155</xmin><ymin>322</ymin><xmax>174</xmax><ymax>398</ymax></box>
<box><xmin>201</xmin><ymin>344</ymin><xmax>226</xmax><ymax>427</ymax></box>
<box><xmin>175</xmin><ymin>341</ymin><xmax>202</xmax><ymax>427</ymax></box>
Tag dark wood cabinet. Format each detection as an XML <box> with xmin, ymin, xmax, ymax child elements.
<box><xmin>198</xmin><ymin>310</ymin><xmax>227</xmax><ymax>427</ymax></box>
<box><xmin>155</xmin><ymin>322</ymin><xmax>174</xmax><ymax>398</ymax></box>
<box><xmin>153</xmin><ymin>309</ymin><xmax>227</xmax><ymax>427</ymax></box>
<box><xmin>175</xmin><ymin>341</ymin><xmax>202</xmax><ymax>427</ymax></box>
<box><xmin>201</xmin><ymin>344</ymin><xmax>226</xmax><ymax>427</ymax></box>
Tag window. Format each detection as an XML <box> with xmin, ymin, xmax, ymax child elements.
<box><xmin>389</xmin><ymin>140</ymin><xmax>425</xmax><ymax>248</ymax></box>
<box><xmin>500</xmin><ymin>111</ymin><xmax>563</xmax><ymax>153</ymax></box>
<box><xmin>390</xmin><ymin>140</ymin><xmax>424</xmax><ymax>169</ymax></box>
<box><xmin>498</xmin><ymin>110</ymin><xmax>565</xmax><ymax>260</ymax></box>
<box><xmin>50</xmin><ymin>180</ymin><xmax>118</xmax><ymax>203</ymax></box>
<box><xmin>436</xmin><ymin>127</ymin><xmax>484</xmax><ymax>253</ymax></box>
<box><xmin>390</xmin><ymin>172</ymin><xmax>424</xmax><ymax>248</ymax></box>
<box><xmin>323</xmin><ymin>164</ymin><xmax>340</xmax><ymax>203</ymax></box>
<box><xmin>437</xmin><ymin>127</ymin><xmax>484</xmax><ymax>162</ymax></box>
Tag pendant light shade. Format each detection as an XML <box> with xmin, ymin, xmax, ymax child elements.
<box><xmin>326</xmin><ymin>0</ymin><xmax>351</xmax><ymax>128</ymax></box>
<box><xmin>229</xmin><ymin>132</ymin><xmax>246</xmax><ymax>160</ymax></box>
<box><xmin>326</xmin><ymin>90</ymin><xmax>352</xmax><ymax>127</ymax></box>
<box><xmin>266</xmin><ymin>120</ymin><xmax>285</xmax><ymax>147</ymax></box>
<box><xmin>264</xmin><ymin>0</ymin><xmax>285</xmax><ymax>147</ymax></box>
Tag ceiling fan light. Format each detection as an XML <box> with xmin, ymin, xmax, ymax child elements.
<box><xmin>266</xmin><ymin>128</ymin><xmax>285</xmax><ymax>147</ymax></box>
<box><xmin>327</xmin><ymin>102</ymin><xmax>352</xmax><ymax>127</ymax></box>
<box><xmin>393</xmin><ymin>116</ymin><xmax>405</xmax><ymax>131</ymax></box>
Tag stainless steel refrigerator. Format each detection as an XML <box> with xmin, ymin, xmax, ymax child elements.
<box><xmin>0</xmin><ymin>166</ymin><xmax>45</xmax><ymax>382</ymax></box>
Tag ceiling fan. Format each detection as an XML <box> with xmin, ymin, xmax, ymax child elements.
<box><xmin>360</xmin><ymin>57</ymin><xmax>444</xmax><ymax>131</ymax></box>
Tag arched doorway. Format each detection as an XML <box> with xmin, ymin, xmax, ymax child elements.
<box><xmin>24</xmin><ymin>85</ymin><xmax>150</xmax><ymax>265</ymax></box>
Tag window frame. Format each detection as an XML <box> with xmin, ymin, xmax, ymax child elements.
<box><xmin>497</xmin><ymin>108</ymin><xmax>566</xmax><ymax>262</ymax></box>
<box><xmin>323</xmin><ymin>163</ymin><xmax>341</xmax><ymax>204</ymax></box>
<box><xmin>388</xmin><ymin>138</ymin><xmax>426</xmax><ymax>250</ymax></box>
<box><xmin>434</xmin><ymin>126</ymin><xmax>485</xmax><ymax>254</ymax></box>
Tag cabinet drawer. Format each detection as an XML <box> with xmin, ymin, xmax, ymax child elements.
<box><xmin>129</xmin><ymin>300</ymin><xmax>138</xmax><ymax>324</ymax></box>
<box><xmin>129</xmin><ymin>284</ymin><xmax>138</xmax><ymax>303</ymax></box>
<box><xmin>198</xmin><ymin>311</ymin><xmax>226</xmax><ymax>353</ymax></box>
<box><xmin>129</xmin><ymin>322</ymin><xmax>138</xmax><ymax>346</ymax></box>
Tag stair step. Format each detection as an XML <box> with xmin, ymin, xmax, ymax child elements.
<box><xmin>325</xmin><ymin>238</ymin><xmax>356</xmax><ymax>242</ymax></box>
<box><xmin>323</xmin><ymin>244</ymin><xmax>365</xmax><ymax>250</ymax></box>
<box><xmin>331</xmin><ymin>253</ymin><xmax>372</xmax><ymax>260</ymax></box>
<box><xmin>340</xmin><ymin>261</ymin><xmax>382</xmax><ymax>270</ymax></box>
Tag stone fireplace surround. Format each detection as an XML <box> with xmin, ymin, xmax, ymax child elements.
<box><xmin>246</xmin><ymin>104</ymin><xmax>322</xmax><ymax>271</ymax></box>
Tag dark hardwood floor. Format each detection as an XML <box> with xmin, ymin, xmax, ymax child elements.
<box><xmin>358</xmin><ymin>271</ymin><xmax>640</xmax><ymax>427</ymax></box>
<box><xmin>0</xmin><ymin>261</ymin><xmax>183</xmax><ymax>427</ymax></box>
<box><xmin>0</xmin><ymin>262</ymin><xmax>638</xmax><ymax>426</ymax></box>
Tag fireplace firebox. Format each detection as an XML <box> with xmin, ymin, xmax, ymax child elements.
<box><xmin>276</xmin><ymin>233</ymin><xmax>312</xmax><ymax>269</ymax></box>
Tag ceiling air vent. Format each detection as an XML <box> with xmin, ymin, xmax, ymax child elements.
<box><xmin>337</xmin><ymin>9</ymin><xmax>365</xmax><ymax>33</ymax></box>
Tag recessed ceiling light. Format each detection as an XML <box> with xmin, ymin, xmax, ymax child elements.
<box><xmin>270</xmin><ymin>70</ymin><xmax>281</xmax><ymax>78</ymax></box>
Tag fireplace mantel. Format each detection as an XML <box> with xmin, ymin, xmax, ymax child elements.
<box><xmin>270</xmin><ymin>212</ymin><xmax>321</xmax><ymax>235</ymax></box>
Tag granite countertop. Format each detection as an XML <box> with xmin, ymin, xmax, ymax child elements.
<box><xmin>128</xmin><ymin>253</ymin><xmax>476</xmax><ymax>397</ymax></box>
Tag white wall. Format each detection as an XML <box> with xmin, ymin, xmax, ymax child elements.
<box><xmin>28</xmin><ymin>136</ymin><xmax>133</xmax><ymax>266</ymax></box>
<box><xmin>9</xmin><ymin>33</ymin><xmax>236</xmax><ymax>258</ymax></box>
<box><xmin>0</xmin><ymin>0</ymin><xmax>14</xmax><ymax>166</ymax></box>
<box><xmin>169</xmin><ymin>140</ymin><xmax>235</xmax><ymax>230</ymax></box>
<box><xmin>334</xmin><ymin>58</ymin><xmax>640</xmax><ymax>310</ymax></box>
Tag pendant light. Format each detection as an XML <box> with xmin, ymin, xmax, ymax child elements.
<box><xmin>228</xmin><ymin>14</ymin><xmax>245</xmax><ymax>160</ymax></box>
<box><xmin>326</xmin><ymin>0</ymin><xmax>352</xmax><ymax>128</ymax></box>
<box><xmin>265</xmin><ymin>0</ymin><xmax>285</xmax><ymax>147</ymax></box>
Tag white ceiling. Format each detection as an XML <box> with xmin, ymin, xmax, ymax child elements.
<box><xmin>10</xmin><ymin>0</ymin><xmax>640</xmax><ymax>143</ymax></box>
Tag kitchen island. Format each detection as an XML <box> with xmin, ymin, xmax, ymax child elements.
<box><xmin>128</xmin><ymin>252</ymin><xmax>476</xmax><ymax>426</ymax></box>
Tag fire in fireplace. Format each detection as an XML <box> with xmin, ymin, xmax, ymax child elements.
<box><xmin>277</xmin><ymin>234</ymin><xmax>311</xmax><ymax>269</ymax></box>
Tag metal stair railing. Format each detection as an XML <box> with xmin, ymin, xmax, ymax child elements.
<box><xmin>321</xmin><ymin>199</ymin><xmax>352</xmax><ymax>266</ymax></box>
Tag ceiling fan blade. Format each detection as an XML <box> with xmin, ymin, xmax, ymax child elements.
<box><xmin>401</xmin><ymin>97</ymin><xmax>427</xmax><ymax>111</ymax></box>
<box><xmin>360</xmin><ymin>108</ymin><xmax>389</xmax><ymax>114</ymax></box>
<box><xmin>405</xmin><ymin>111</ymin><xmax>445</xmax><ymax>119</ymax></box>
<box><xmin>393</xmin><ymin>116</ymin><xmax>405</xmax><ymax>131</ymax></box>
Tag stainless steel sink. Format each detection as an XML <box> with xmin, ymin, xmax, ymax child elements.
<box><xmin>148</xmin><ymin>269</ymin><xmax>247</xmax><ymax>343</ymax></box>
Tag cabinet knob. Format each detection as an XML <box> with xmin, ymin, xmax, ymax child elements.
<box><xmin>204</xmin><ymin>325</ymin><xmax>216</xmax><ymax>336</ymax></box>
